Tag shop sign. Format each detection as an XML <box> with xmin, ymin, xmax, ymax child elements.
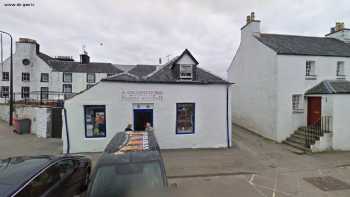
<box><xmin>121</xmin><ymin>90</ymin><xmax>163</xmax><ymax>102</ymax></box>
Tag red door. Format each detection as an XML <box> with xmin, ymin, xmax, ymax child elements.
<box><xmin>307</xmin><ymin>97</ymin><xmax>321</xmax><ymax>125</ymax></box>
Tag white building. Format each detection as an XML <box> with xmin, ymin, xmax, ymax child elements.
<box><xmin>228</xmin><ymin>13</ymin><xmax>350</xmax><ymax>151</ymax></box>
<box><xmin>0</xmin><ymin>38</ymin><xmax>123</xmax><ymax>103</ymax></box>
<box><xmin>63</xmin><ymin>49</ymin><xmax>232</xmax><ymax>153</ymax></box>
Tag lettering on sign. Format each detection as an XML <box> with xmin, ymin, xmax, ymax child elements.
<box><xmin>121</xmin><ymin>90</ymin><xmax>163</xmax><ymax>102</ymax></box>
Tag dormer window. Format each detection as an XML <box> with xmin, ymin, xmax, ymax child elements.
<box><xmin>179</xmin><ymin>64</ymin><xmax>193</xmax><ymax>80</ymax></box>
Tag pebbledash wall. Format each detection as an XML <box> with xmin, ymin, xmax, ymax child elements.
<box><xmin>62</xmin><ymin>82</ymin><xmax>232</xmax><ymax>153</ymax></box>
<box><xmin>0</xmin><ymin>104</ymin><xmax>52</xmax><ymax>138</ymax></box>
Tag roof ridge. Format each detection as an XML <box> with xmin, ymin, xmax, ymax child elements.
<box><xmin>260</xmin><ymin>33</ymin><xmax>329</xmax><ymax>39</ymax></box>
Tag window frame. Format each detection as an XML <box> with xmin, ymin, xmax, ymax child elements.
<box><xmin>336</xmin><ymin>61</ymin><xmax>345</xmax><ymax>77</ymax></box>
<box><xmin>176</xmin><ymin>103</ymin><xmax>195</xmax><ymax>135</ymax></box>
<box><xmin>305</xmin><ymin>60</ymin><xmax>316</xmax><ymax>79</ymax></box>
<box><xmin>292</xmin><ymin>94</ymin><xmax>304</xmax><ymax>113</ymax></box>
<box><xmin>179</xmin><ymin>64</ymin><xmax>193</xmax><ymax>80</ymax></box>
<box><xmin>40</xmin><ymin>73</ymin><xmax>49</xmax><ymax>82</ymax></box>
<box><xmin>63</xmin><ymin>72</ymin><xmax>72</xmax><ymax>83</ymax></box>
<box><xmin>40</xmin><ymin>87</ymin><xmax>49</xmax><ymax>100</ymax></box>
<box><xmin>86</xmin><ymin>73</ymin><xmax>96</xmax><ymax>83</ymax></box>
<box><xmin>0</xmin><ymin>86</ymin><xmax>9</xmax><ymax>98</ymax></box>
<box><xmin>21</xmin><ymin>86</ymin><xmax>30</xmax><ymax>98</ymax></box>
<box><xmin>2</xmin><ymin>72</ymin><xmax>9</xmax><ymax>81</ymax></box>
<box><xmin>84</xmin><ymin>105</ymin><xmax>107</xmax><ymax>138</ymax></box>
<box><xmin>22</xmin><ymin>72</ymin><xmax>30</xmax><ymax>82</ymax></box>
<box><xmin>62</xmin><ymin>84</ymin><xmax>72</xmax><ymax>93</ymax></box>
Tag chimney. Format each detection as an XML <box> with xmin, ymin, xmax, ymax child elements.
<box><xmin>326</xmin><ymin>22</ymin><xmax>350</xmax><ymax>43</ymax></box>
<box><xmin>241</xmin><ymin>12</ymin><xmax>261</xmax><ymax>39</ymax></box>
<box><xmin>80</xmin><ymin>51</ymin><xmax>90</xmax><ymax>64</ymax></box>
<box><xmin>17</xmin><ymin>38</ymin><xmax>40</xmax><ymax>54</ymax></box>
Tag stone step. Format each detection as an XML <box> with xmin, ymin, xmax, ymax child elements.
<box><xmin>292</xmin><ymin>132</ymin><xmax>319</xmax><ymax>141</ymax></box>
<box><xmin>287</xmin><ymin>135</ymin><xmax>309</xmax><ymax>145</ymax></box>
<box><xmin>283</xmin><ymin>140</ymin><xmax>310</xmax><ymax>152</ymax></box>
<box><xmin>295</xmin><ymin>129</ymin><xmax>322</xmax><ymax>138</ymax></box>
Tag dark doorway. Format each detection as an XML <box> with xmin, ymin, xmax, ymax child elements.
<box><xmin>307</xmin><ymin>97</ymin><xmax>321</xmax><ymax>125</ymax></box>
<box><xmin>133</xmin><ymin>109</ymin><xmax>153</xmax><ymax>131</ymax></box>
<box><xmin>51</xmin><ymin>108</ymin><xmax>62</xmax><ymax>138</ymax></box>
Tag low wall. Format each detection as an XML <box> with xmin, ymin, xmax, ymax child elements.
<box><xmin>0</xmin><ymin>104</ymin><xmax>52</xmax><ymax>138</ymax></box>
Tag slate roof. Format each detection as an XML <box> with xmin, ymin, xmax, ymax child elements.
<box><xmin>103</xmin><ymin>54</ymin><xmax>230</xmax><ymax>85</ymax></box>
<box><xmin>305</xmin><ymin>80</ymin><xmax>350</xmax><ymax>95</ymax></box>
<box><xmin>37</xmin><ymin>52</ymin><xmax>123</xmax><ymax>74</ymax></box>
<box><xmin>255</xmin><ymin>34</ymin><xmax>350</xmax><ymax>57</ymax></box>
<box><xmin>128</xmin><ymin>65</ymin><xmax>157</xmax><ymax>78</ymax></box>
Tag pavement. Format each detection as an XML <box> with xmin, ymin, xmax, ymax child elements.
<box><xmin>1</xmin><ymin>120</ymin><xmax>350</xmax><ymax>196</ymax></box>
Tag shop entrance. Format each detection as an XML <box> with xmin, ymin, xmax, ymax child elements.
<box><xmin>133</xmin><ymin>109</ymin><xmax>153</xmax><ymax>131</ymax></box>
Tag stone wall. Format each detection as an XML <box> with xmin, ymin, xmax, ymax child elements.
<box><xmin>0</xmin><ymin>104</ymin><xmax>52</xmax><ymax>138</ymax></box>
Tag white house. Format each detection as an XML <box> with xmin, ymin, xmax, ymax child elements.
<box><xmin>0</xmin><ymin>38</ymin><xmax>123</xmax><ymax>103</ymax></box>
<box><xmin>62</xmin><ymin>49</ymin><xmax>232</xmax><ymax>153</ymax></box>
<box><xmin>228</xmin><ymin>12</ymin><xmax>350</xmax><ymax>151</ymax></box>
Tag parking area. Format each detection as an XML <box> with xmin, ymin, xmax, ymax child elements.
<box><xmin>1</xmin><ymin>120</ymin><xmax>350</xmax><ymax>196</ymax></box>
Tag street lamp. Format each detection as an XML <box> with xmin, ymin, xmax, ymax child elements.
<box><xmin>0</xmin><ymin>30</ymin><xmax>14</xmax><ymax>126</ymax></box>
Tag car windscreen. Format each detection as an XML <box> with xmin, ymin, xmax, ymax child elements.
<box><xmin>89</xmin><ymin>161</ymin><xmax>164</xmax><ymax>197</ymax></box>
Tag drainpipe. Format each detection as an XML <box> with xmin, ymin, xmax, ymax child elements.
<box><xmin>63</xmin><ymin>108</ymin><xmax>70</xmax><ymax>154</ymax></box>
<box><xmin>226</xmin><ymin>85</ymin><xmax>231</xmax><ymax>148</ymax></box>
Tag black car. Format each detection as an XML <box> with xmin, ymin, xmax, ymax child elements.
<box><xmin>0</xmin><ymin>155</ymin><xmax>91</xmax><ymax>197</ymax></box>
<box><xmin>86</xmin><ymin>131</ymin><xmax>168</xmax><ymax>197</ymax></box>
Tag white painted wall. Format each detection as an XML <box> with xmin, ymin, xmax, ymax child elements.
<box><xmin>228</xmin><ymin>21</ymin><xmax>279</xmax><ymax>141</ymax></box>
<box><xmin>228</xmin><ymin>20</ymin><xmax>350</xmax><ymax>142</ymax></box>
<box><xmin>332</xmin><ymin>95</ymin><xmax>350</xmax><ymax>150</ymax></box>
<box><xmin>62</xmin><ymin>82</ymin><xmax>231</xmax><ymax>153</ymax></box>
<box><xmin>0</xmin><ymin>104</ymin><xmax>51</xmax><ymax>138</ymax></box>
<box><xmin>276</xmin><ymin>55</ymin><xmax>350</xmax><ymax>141</ymax></box>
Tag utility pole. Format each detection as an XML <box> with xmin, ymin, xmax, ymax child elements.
<box><xmin>0</xmin><ymin>31</ymin><xmax>14</xmax><ymax>126</ymax></box>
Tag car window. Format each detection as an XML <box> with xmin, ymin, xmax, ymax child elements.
<box><xmin>89</xmin><ymin>162</ymin><xmax>164</xmax><ymax>197</ymax></box>
<box><xmin>15</xmin><ymin>163</ymin><xmax>61</xmax><ymax>197</ymax></box>
<box><xmin>57</xmin><ymin>160</ymin><xmax>75</xmax><ymax>179</ymax></box>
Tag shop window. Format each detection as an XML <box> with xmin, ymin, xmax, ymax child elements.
<box><xmin>84</xmin><ymin>105</ymin><xmax>106</xmax><ymax>138</ymax></box>
<box><xmin>41</xmin><ymin>73</ymin><xmax>49</xmax><ymax>82</ymax></box>
<box><xmin>176</xmin><ymin>103</ymin><xmax>195</xmax><ymax>134</ymax></box>
<box><xmin>292</xmin><ymin>94</ymin><xmax>304</xmax><ymax>113</ymax></box>
<box><xmin>63</xmin><ymin>72</ymin><xmax>72</xmax><ymax>83</ymax></box>
<box><xmin>87</xmin><ymin>73</ymin><xmax>96</xmax><ymax>83</ymax></box>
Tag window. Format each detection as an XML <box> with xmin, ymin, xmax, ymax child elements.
<box><xmin>22</xmin><ymin>58</ymin><xmax>31</xmax><ymax>66</ymax></box>
<box><xmin>176</xmin><ymin>103</ymin><xmax>195</xmax><ymax>134</ymax></box>
<box><xmin>107</xmin><ymin>73</ymin><xmax>114</xmax><ymax>77</ymax></box>
<box><xmin>40</xmin><ymin>73</ymin><xmax>49</xmax><ymax>82</ymax></box>
<box><xmin>56</xmin><ymin>160</ymin><xmax>75</xmax><ymax>179</ymax></box>
<box><xmin>179</xmin><ymin>64</ymin><xmax>193</xmax><ymax>80</ymax></box>
<box><xmin>62</xmin><ymin>84</ymin><xmax>72</xmax><ymax>93</ymax></box>
<box><xmin>0</xmin><ymin>86</ymin><xmax>9</xmax><ymax>98</ymax></box>
<box><xmin>87</xmin><ymin>73</ymin><xmax>96</xmax><ymax>83</ymax></box>
<box><xmin>84</xmin><ymin>105</ymin><xmax>106</xmax><ymax>138</ymax></box>
<box><xmin>21</xmin><ymin>87</ymin><xmax>30</xmax><ymax>98</ymax></box>
<box><xmin>306</xmin><ymin>61</ymin><xmax>316</xmax><ymax>78</ymax></box>
<box><xmin>40</xmin><ymin>87</ymin><xmax>49</xmax><ymax>100</ymax></box>
<box><xmin>86</xmin><ymin>84</ymin><xmax>94</xmax><ymax>89</ymax></box>
<box><xmin>337</xmin><ymin>61</ymin><xmax>345</xmax><ymax>77</ymax></box>
<box><xmin>2</xmin><ymin>72</ymin><xmax>9</xmax><ymax>81</ymax></box>
<box><xmin>22</xmin><ymin>72</ymin><xmax>30</xmax><ymax>82</ymax></box>
<box><xmin>16</xmin><ymin>162</ymin><xmax>62</xmax><ymax>197</ymax></box>
<box><xmin>63</xmin><ymin>72</ymin><xmax>72</xmax><ymax>83</ymax></box>
<box><xmin>292</xmin><ymin>95</ymin><xmax>304</xmax><ymax>113</ymax></box>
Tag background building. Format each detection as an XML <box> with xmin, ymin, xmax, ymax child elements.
<box><xmin>228</xmin><ymin>13</ymin><xmax>350</xmax><ymax>151</ymax></box>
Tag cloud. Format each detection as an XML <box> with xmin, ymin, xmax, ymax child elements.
<box><xmin>0</xmin><ymin>0</ymin><xmax>350</xmax><ymax>78</ymax></box>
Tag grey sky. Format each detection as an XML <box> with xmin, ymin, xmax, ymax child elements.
<box><xmin>1</xmin><ymin>0</ymin><xmax>350</xmax><ymax>78</ymax></box>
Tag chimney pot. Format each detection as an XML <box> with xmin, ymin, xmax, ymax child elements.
<box><xmin>246</xmin><ymin>15</ymin><xmax>251</xmax><ymax>24</ymax></box>
<box><xmin>251</xmin><ymin>12</ymin><xmax>255</xmax><ymax>21</ymax></box>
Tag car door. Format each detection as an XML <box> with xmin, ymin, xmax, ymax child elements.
<box><xmin>14</xmin><ymin>163</ymin><xmax>61</xmax><ymax>197</ymax></box>
<box><xmin>55</xmin><ymin>159</ymin><xmax>82</xmax><ymax>197</ymax></box>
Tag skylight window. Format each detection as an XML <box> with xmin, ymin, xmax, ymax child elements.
<box><xmin>179</xmin><ymin>64</ymin><xmax>193</xmax><ymax>80</ymax></box>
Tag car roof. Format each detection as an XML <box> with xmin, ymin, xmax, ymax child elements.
<box><xmin>0</xmin><ymin>155</ymin><xmax>85</xmax><ymax>196</ymax></box>
<box><xmin>99</xmin><ymin>131</ymin><xmax>162</xmax><ymax>166</ymax></box>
